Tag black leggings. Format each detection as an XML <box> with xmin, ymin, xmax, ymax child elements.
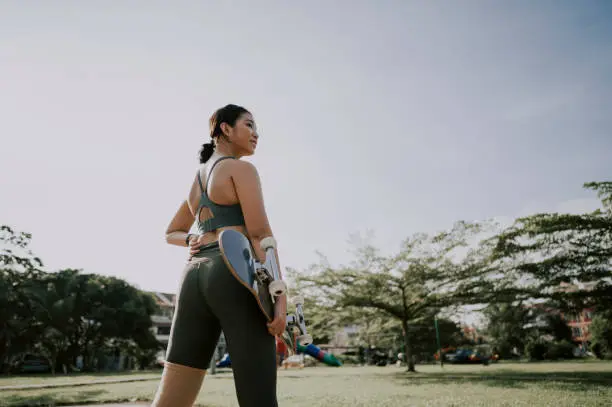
<box><xmin>165</xmin><ymin>242</ymin><xmax>278</xmax><ymax>407</ymax></box>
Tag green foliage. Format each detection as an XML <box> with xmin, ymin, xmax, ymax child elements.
<box><xmin>411</xmin><ymin>316</ymin><xmax>464</xmax><ymax>357</ymax></box>
<box><xmin>590</xmin><ymin>311</ymin><xmax>612</xmax><ymax>360</ymax></box>
<box><xmin>484</xmin><ymin>299</ymin><xmax>577</xmax><ymax>360</ymax></box>
<box><xmin>541</xmin><ymin>312</ymin><xmax>573</xmax><ymax>342</ymax></box>
<box><xmin>27</xmin><ymin>269</ymin><xmax>161</xmax><ymax>371</ymax></box>
<box><xmin>584</xmin><ymin>181</ymin><xmax>612</xmax><ymax>212</ymax></box>
<box><xmin>0</xmin><ymin>225</ymin><xmax>43</xmax><ymax>272</ymax></box>
<box><xmin>293</xmin><ymin>220</ymin><xmax>495</xmax><ymax>371</ymax></box>
<box><xmin>285</xmin><ymin>265</ymin><xmax>350</xmax><ymax>345</ymax></box>
<box><xmin>525</xmin><ymin>339</ymin><xmax>575</xmax><ymax>361</ymax></box>
<box><xmin>488</xmin><ymin>181</ymin><xmax>612</xmax><ymax>311</ymax></box>
<box><xmin>484</xmin><ymin>302</ymin><xmax>534</xmax><ymax>359</ymax></box>
<box><xmin>0</xmin><ymin>225</ymin><xmax>161</xmax><ymax>373</ymax></box>
<box><xmin>525</xmin><ymin>338</ymin><xmax>548</xmax><ymax>361</ymax></box>
<box><xmin>0</xmin><ymin>226</ymin><xmax>46</xmax><ymax>371</ymax></box>
<box><xmin>546</xmin><ymin>340</ymin><xmax>575</xmax><ymax>360</ymax></box>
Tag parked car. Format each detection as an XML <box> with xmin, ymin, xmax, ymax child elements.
<box><xmin>445</xmin><ymin>348</ymin><xmax>491</xmax><ymax>365</ymax></box>
<box><xmin>11</xmin><ymin>354</ymin><xmax>51</xmax><ymax>374</ymax></box>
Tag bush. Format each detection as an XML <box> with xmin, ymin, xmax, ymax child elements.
<box><xmin>525</xmin><ymin>339</ymin><xmax>577</xmax><ymax>361</ymax></box>
<box><xmin>591</xmin><ymin>341</ymin><xmax>612</xmax><ymax>360</ymax></box>
<box><xmin>546</xmin><ymin>340</ymin><xmax>575</xmax><ymax>360</ymax></box>
<box><xmin>591</xmin><ymin>342</ymin><xmax>605</xmax><ymax>359</ymax></box>
<box><xmin>495</xmin><ymin>343</ymin><xmax>519</xmax><ymax>360</ymax></box>
<box><xmin>525</xmin><ymin>339</ymin><xmax>548</xmax><ymax>361</ymax></box>
<box><xmin>590</xmin><ymin>314</ymin><xmax>612</xmax><ymax>360</ymax></box>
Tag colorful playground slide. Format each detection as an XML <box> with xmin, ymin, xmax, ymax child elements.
<box><xmin>296</xmin><ymin>342</ymin><xmax>342</xmax><ymax>367</ymax></box>
<box><xmin>216</xmin><ymin>353</ymin><xmax>231</xmax><ymax>368</ymax></box>
<box><xmin>215</xmin><ymin>342</ymin><xmax>342</xmax><ymax>368</ymax></box>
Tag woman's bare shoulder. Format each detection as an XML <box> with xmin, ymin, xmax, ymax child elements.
<box><xmin>230</xmin><ymin>159</ymin><xmax>259</xmax><ymax>177</ymax></box>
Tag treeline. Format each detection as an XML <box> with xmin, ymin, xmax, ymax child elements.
<box><xmin>1</xmin><ymin>226</ymin><xmax>160</xmax><ymax>374</ymax></box>
<box><xmin>289</xmin><ymin>181</ymin><xmax>612</xmax><ymax>370</ymax></box>
<box><xmin>2</xmin><ymin>181</ymin><xmax>610</xmax><ymax>374</ymax></box>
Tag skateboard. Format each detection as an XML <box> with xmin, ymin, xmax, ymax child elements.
<box><xmin>218</xmin><ymin>229</ymin><xmax>313</xmax><ymax>347</ymax></box>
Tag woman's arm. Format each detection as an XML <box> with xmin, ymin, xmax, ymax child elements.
<box><xmin>232</xmin><ymin>160</ymin><xmax>280</xmax><ymax>272</ymax></box>
<box><xmin>232</xmin><ymin>160</ymin><xmax>286</xmax><ymax>335</ymax></box>
<box><xmin>165</xmin><ymin>200</ymin><xmax>197</xmax><ymax>247</ymax></box>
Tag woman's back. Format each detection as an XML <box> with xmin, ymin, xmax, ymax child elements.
<box><xmin>187</xmin><ymin>153</ymin><xmax>248</xmax><ymax>245</ymax></box>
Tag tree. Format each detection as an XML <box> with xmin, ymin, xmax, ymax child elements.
<box><xmin>489</xmin><ymin>181</ymin><xmax>612</xmax><ymax>312</ymax></box>
<box><xmin>590</xmin><ymin>310</ymin><xmax>612</xmax><ymax>359</ymax></box>
<box><xmin>483</xmin><ymin>302</ymin><xmax>534</xmax><ymax>358</ymax></box>
<box><xmin>295</xmin><ymin>221</ymin><xmax>494</xmax><ymax>372</ymax></box>
<box><xmin>541</xmin><ymin>312</ymin><xmax>573</xmax><ymax>343</ymax></box>
<box><xmin>410</xmin><ymin>315</ymin><xmax>464</xmax><ymax>358</ymax></box>
<box><xmin>1</xmin><ymin>226</ymin><xmax>160</xmax><ymax>373</ymax></box>
<box><xmin>0</xmin><ymin>225</ymin><xmax>44</xmax><ymax>372</ymax></box>
<box><xmin>285</xmin><ymin>264</ymin><xmax>347</xmax><ymax>345</ymax></box>
<box><xmin>35</xmin><ymin>270</ymin><xmax>160</xmax><ymax>372</ymax></box>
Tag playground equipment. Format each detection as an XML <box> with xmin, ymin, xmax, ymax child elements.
<box><xmin>216</xmin><ymin>340</ymin><xmax>342</xmax><ymax>368</ymax></box>
<box><xmin>296</xmin><ymin>342</ymin><xmax>342</xmax><ymax>367</ymax></box>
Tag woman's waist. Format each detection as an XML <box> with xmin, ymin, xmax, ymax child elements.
<box><xmin>191</xmin><ymin>240</ymin><xmax>221</xmax><ymax>258</ymax></box>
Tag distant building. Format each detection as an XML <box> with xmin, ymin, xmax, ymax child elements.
<box><xmin>557</xmin><ymin>282</ymin><xmax>597</xmax><ymax>351</ymax></box>
<box><xmin>521</xmin><ymin>282</ymin><xmax>597</xmax><ymax>352</ymax></box>
<box><xmin>149</xmin><ymin>292</ymin><xmax>176</xmax><ymax>351</ymax></box>
<box><xmin>561</xmin><ymin>308</ymin><xmax>594</xmax><ymax>350</ymax></box>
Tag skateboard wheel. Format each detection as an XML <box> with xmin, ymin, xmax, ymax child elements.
<box><xmin>298</xmin><ymin>334</ymin><xmax>313</xmax><ymax>346</ymax></box>
<box><xmin>269</xmin><ymin>280</ymin><xmax>287</xmax><ymax>297</ymax></box>
<box><xmin>292</xmin><ymin>295</ymin><xmax>304</xmax><ymax>306</ymax></box>
<box><xmin>260</xmin><ymin>236</ymin><xmax>277</xmax><ymax>251</ymax></box>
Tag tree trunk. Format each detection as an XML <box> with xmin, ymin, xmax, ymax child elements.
<box><xmin>43</xmin><ymin>353</ymin><xmax>56</xmax><ymax>375</ymax></box>
<box><xmin>0</xmin><ymin>340</ymin><xmax>8</xmax><ymax>374</ymax></box>
<box><xmin>401</xmin><ymin>319</ymin><xmax>415</xmax><ymax>372</ymax></box>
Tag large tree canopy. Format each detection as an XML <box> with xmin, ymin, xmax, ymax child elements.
<box><xmin>489</xmin><ymin>181</ymin><xmax>611</xmax><ymax>311</ymax></box>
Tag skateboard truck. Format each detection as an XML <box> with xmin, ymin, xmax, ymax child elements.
<box><xmin>286</xmin><ymin>295</ymin><xmax>313</xmax><ymax>346</ymax></box>
<box><xmin>260</xmin><ymin>236</ymin><xmax>287</xmax><ymax>298</ymax></box>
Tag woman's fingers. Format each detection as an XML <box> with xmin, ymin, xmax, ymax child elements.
<box><xmin>267</xmin><ymin>317</ymin><xmax>285</xmax><ymax>336</ymax></box>
<box><xmin>189</xmin><ymin>239</ymin><xmax>203</xmax><ymax>255</ymax></box>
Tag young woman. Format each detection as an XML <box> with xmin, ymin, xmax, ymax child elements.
<box><xmin>151</xmin><ymin>104</ymin><xmax>287</xmax><ymax>407</ymax></box>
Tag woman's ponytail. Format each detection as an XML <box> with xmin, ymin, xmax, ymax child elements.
<box><xmin>199</xmin><ymin>142</ymin><xmax>215</xmax><ymax>163</ymax></box>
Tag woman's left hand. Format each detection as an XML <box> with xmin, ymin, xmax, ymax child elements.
<box><xmin>188</xmin><ymin>234</ymin><xmax>204</xmax><ymax>258</ymax></box>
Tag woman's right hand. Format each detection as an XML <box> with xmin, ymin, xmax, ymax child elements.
<box><xmin>267</xmin><ymin>295</ymin><xmax>287</xmax><ymax>337</ymax></box>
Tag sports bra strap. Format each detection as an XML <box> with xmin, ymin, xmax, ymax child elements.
<box><xmin>193</xmin><ymin>155</ymin><xmax>245</xmax><ymax>234</ymax></box>
<box><xmin>196</xmin><ymin>171</ymin><xmax>204</xmax><ymax>194</ymax></box>
<box><xmin>204</xmin><ymin>156</ymin><xmax>236</xmax><ymax>195</ymax></box>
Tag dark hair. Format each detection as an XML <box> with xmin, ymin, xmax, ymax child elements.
<box><xmin>199</xmin><ymin>104</ymin><xmax>250</xmax><ymax>163</ymax></box>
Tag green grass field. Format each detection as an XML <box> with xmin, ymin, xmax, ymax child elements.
<box><xmin>2</xmin><ymin>361</ymin><xmax>611</xmax><ymax>407</ymax></box>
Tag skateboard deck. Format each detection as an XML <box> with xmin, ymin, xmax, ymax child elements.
<box><xmin>219</xmin><ymin>229</ymin><xmax>275</xmax><ymax>321</ymax></box>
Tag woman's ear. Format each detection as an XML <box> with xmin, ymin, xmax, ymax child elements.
<box><xmin>220</xmin><ymin>122</ymin><xmax>231</xmax><ymax>138</ymax></box>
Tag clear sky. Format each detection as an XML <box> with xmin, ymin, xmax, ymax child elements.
<box><xmin>1</xmin><ymin>1</ymin><xmax>610</xmax><ymax>296</ymax></box>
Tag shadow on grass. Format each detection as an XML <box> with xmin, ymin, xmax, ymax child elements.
<box><xmin>3</xmin><ymin>389</ymin><xmax>106</xmax><ymax>407</ymax></box>
<box><xmin>1</xmin><ymin>369</ymin><xmax>162</xmax><ymax>382</ymax></box>
<box><xmin>393</xmin><ymin>369</ymin><xmax>612</xmax><ymax>392</ymax></box>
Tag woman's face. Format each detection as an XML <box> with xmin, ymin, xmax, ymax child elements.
<box><xmin>225</xmin><ymin>112</ymin><xmax>258</xmax><ymax>156</ymax></box>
